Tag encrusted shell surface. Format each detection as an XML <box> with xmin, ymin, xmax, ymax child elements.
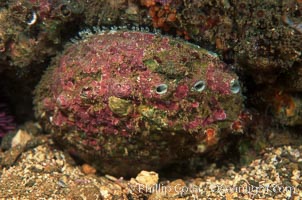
<box><xmin>34</xmin><ymin>31</ymin><xmax>243</xmax><ymax>176</ymax></box>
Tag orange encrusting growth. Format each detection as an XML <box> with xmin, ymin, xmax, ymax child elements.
<box><xmin>140</xmin><ymin>0</ymin><xmax>191</xmax><ymax>39</ymax></box>
<box><xmin>204</xmin><ymin>127</ymin><xmax>218</xmax><ymax>146</ymax></box>
<box><xmin>274</xmin><ymin>91</ymin><xmax>296</xmax><ymax>117</ymax></box>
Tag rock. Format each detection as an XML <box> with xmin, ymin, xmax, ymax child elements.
<box><xmin>11</xmin><ymin>129</ymin><xmax>32</xmax><ymax>148</ymax></box>
<box><xmin>135</xmin><ymin>170</ymin><xmax>159</xmax><ymax>187</ymax></box>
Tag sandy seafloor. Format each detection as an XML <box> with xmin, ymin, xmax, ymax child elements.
<box><xmin>0</xmin><ymin>126</ymin><xmax>301</xmax><ymax>200</ymax></box>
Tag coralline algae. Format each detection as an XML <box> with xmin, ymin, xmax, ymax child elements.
<box><xmin>34</xmin><ymin>30</ymin><xmax>243</xmax><ymax>176</ymax></box>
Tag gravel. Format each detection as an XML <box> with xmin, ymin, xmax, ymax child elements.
<box><xmin>0</xmin><ymin>133</ymin><xmax>301</xmax><ymax>199</ymax></box>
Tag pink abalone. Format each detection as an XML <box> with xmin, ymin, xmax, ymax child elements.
<box><xmin>34</xmin><ymin>30</ymin><xmax>243</xmax><ymax>176</ymax></box>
